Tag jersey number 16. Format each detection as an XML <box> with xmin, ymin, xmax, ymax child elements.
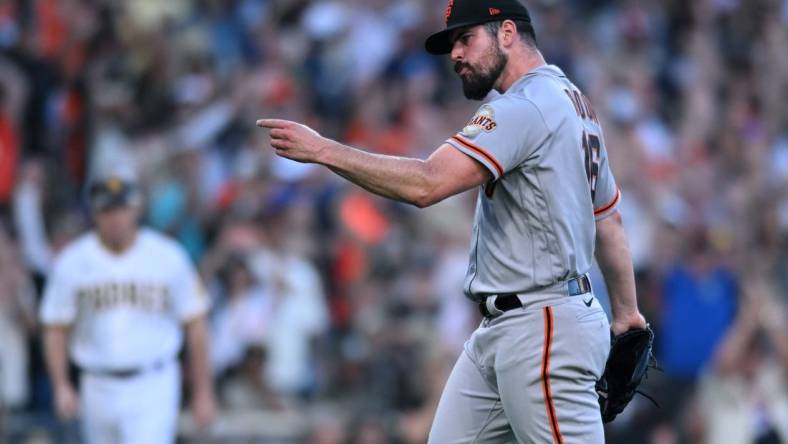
<box><xmin>582</xmin><ymin>131</ymin><xmax>601</xmax><ymax>201</ymax></box>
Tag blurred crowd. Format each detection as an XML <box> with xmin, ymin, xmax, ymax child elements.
<box><xmin>0</xmin><ymin>0</ymin><xmax>786</xmax><ymax>442</ymax></box>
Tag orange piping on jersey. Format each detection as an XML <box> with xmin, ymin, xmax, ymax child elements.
<box><xmin>594</xmin><ymin>188</ymin><xmax>621</xmax><ymax>216</ymax></box>
<box><xmin>542</xmin><ymin>307</ymin><xmax>564</xmax><ymax>444</ymax></box>
<box><xmin>450</xmin><ymin>135</ymin><xmax>505</xmax><ymax>178</ymax></box>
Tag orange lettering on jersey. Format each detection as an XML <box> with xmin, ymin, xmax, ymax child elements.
<box><xmin>572</xmin><ymin>90</ymin><xmax>587</xmax><ymax>119</ymax></box>
<box><xmin>581</xmin><ymin>94</ymin><xmax>599</xmax><ymax>124</ymax></box>
<box><xmin>469</xmin><ymin>115</ymin><xmax>497</xmax><ymax>131</ymax></box>
<box><xmin>461</xmin><ymin>105</ymin><xmax>498</xmax><ymax>136</ymax></box>
<box><xmin>564</xmin><ymin>90</ymin><xmax>581</xmax><ymax>116</ymax></box>
<box><xmin>565</xmin><ymin>88</ymin><xmax>599</xmax><ymax>124</ymax></box>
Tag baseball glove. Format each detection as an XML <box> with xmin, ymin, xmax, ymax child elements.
<box><xmin>596</xmin><ymin>325</ymin><xmax>656</xmax><ymax>423</ymax></box>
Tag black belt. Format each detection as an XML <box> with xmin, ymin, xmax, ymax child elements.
<box><xmin>81</xmin><ymin>360</ymin><xmax>169</xmax><ymax>379</ymax></box>
<box><xmin>478</xmin><ymin>275</ymin><xmax>592</xmax><ymax>318</ymax></box>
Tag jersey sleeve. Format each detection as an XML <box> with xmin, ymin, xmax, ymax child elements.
<box><xmin>169</xmin><ymin>247</ymin><xmax>210</xmax><ymax>322</ymax></box>
<box><xmin>40</xmin><ymin>254</ymin><xmax>78</xmax><ymax>325</ymax></box>
<box><xmin>446</xmin><ymin>97</ymin><xmax>551</xmax><ymax>180</ymax></box>
<box><xmin>592</xmin><ymin>132</ymin><xmax>621</xmax><ymax>221</ymax></box>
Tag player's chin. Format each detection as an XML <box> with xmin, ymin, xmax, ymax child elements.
<box><xmin>462</xmin><ymin>84</ymin><xmax>493</xmax><ymax>101</ymax></box>
<box><xmin>460</xmin><ymin>76</ymin><xmax>495</xmax><ymax>100</ymax></box>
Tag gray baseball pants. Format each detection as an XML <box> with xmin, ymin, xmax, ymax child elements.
<box><xmin>428</xmin><ymin>286</ymin><xmax>610</xmax><ymax>444</ymax></box>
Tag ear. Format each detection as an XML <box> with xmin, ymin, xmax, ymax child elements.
<box><xmin>499</xmin><ymin>20</ymin><xmax>518</xmax><ymax>49</ymax></box>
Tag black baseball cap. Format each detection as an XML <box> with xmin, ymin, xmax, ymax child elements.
<box><xmin>89</xmin><ymin>175</ymin><xmax>142</xmax><ymax>211</ymax></box>
<box><xmin>425</xmin><ymin>0</ymin><xmax>533</xmax><ymax>55</ymax></box>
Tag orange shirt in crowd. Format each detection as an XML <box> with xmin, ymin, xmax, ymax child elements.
<box><xmin>0</xmin><ymin>111</ymin><xmax>19</xmax><ymax>204</ymax></box>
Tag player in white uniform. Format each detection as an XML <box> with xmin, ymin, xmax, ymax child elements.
<box><xmin>40</xmin><ymin>168</ymin><xmax>216</xmax><ymax>444</ymax></box>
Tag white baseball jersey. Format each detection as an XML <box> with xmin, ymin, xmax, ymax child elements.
<box><xmin>40</xmin><ymin>228</ymin><xmax>209</xmax><ymax>370</ymax></box>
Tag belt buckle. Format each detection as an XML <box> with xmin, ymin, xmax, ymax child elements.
<box><xmin>568</xmin><ymin>275</ymin><xmax>591</xmax><ymax>296</ymax></box>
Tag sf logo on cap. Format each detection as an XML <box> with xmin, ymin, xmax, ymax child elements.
<box><xmin>444</xmin><ymin>0</ymin><xmax>454</xmax><ymax>24</ymax></box>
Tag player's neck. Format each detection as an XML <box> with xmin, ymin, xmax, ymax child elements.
<box><xmin>496</xmin><ymin>49</ymin><xmax>546</xmax><ymax>93</ymax></box>
<box><xmin>98</xmin><ymin>232</ymin><xmax>138</xmax><ymax>255</ymax></box>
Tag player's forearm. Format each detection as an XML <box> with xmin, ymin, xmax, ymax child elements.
<box><xmin>318</xmin><ymin>142</ymin><xmax>437</xmax><ymax>207</ymax></box>
<box><xmin>44</xmin><ymin>326</ymin><xmax>72</xmax><ymax>388</ymax></box>
<box><xmin>594</xmin><ymin>212</ymin><xmax>640</xmax><ymax>321</ymax></box>
<box><xmin>185</xmin><ymin>317</ymin><xmax>213</xmax><ymax>395</ymax></box>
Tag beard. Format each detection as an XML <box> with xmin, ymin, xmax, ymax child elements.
<box><xmin>454</xmin><ymin>42</ymin><xmax>508</xmax><ymax>100</ymax></box>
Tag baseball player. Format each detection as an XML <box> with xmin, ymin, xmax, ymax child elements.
<box><xmin>40</xmin><ymin>168</ymin><xmax>216</xmax><ymax>444</ymax></box>
<box><xmin>257</xmin><ymin>0</ymin><xmax>646</xmax><ymax>442</ymax></box>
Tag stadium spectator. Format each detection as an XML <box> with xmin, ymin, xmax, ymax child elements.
<box><xmin>0</xmin><ymin>224</ymin><xmax>36</xmax><ymax>410</ymax></box>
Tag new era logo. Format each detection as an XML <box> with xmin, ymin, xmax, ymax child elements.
<box><xmin>489</xmin><ymin>7</ymin><xmax>501</xmax><ymax>15</ymax></box>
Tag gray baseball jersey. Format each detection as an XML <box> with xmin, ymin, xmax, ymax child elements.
<box><xmin>446</xmin><ymin>64</ymin><xmax>620</xmax><ymax>299</ymax></box>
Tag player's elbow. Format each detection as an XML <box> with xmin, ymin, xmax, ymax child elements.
<box><xmin>412</xmin><ymin>190</ymin><xmax>442</xmax><ymax>208</ymax></box>
<box><xmin>412</xmin><ymin>181</ymin><xmax>451</xmax><ymax>208</ymax></box>
<box><xmin>409</xmin><ymin>164</ymin><xmax>445</xmax><ymax>208</ymax></box>
<box><xmin>412</xmin><ymin>197</ymin><xmax>430</xmax><ymax>209</ymax></box>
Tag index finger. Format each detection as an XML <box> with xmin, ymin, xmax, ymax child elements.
<box><xmin>256</xmin><ymin>119</ymin><xmax>292</xmax><ymax>129</ymax></box>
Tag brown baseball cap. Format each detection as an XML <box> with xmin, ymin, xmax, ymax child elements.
<box><xmin>425</xmin><ymin>0</ymin><xmax>533</xmax><ymax>55</ymax></box>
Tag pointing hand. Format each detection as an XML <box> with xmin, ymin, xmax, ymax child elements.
<box><xmin>256</xmin><ymin>119</ymin><xmax>330</xmax><ymax>164</ymax></box>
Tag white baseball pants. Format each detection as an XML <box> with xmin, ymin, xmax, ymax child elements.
<box><xmin>79</xmin><ymin>361</ymin><xmax>180</xmax><ymax>444</ymax></box>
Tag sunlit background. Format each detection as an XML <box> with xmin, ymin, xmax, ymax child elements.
<box><xmin>0</xmin><ymin>0</ymin><xmax>786</xmax><ymax>442</ymax></box>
